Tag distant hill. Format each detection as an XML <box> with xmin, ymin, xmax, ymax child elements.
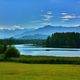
<box><xmin>19</xmin><ymin>25</ymin><xmax>80</xmax><ymax>39</ymax></box>
<box><xmin>0</xmin><ymin>25</ymin><xmax>80</xmax><ymax>39</ymax></box>
<box><xmin>0</xmin><ymin>29</ymin><xmax>30</xmax><ymax>39</ymax></box>
<box><xmin>21</xmin><ymin>34</ymin><xmax>48</xmax><ymax>39</ymax></box>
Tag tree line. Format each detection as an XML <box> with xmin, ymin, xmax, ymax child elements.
<box><xmin>0</xmin><ymin>38</ymin><xmax>44</xmax><ymax>59</ymax></box>
<box><xmin>0</xmin><ymin>38</ymin><xmax>44</xmax><ymax>45</ymax></box>
<box><xmin>0</xmin><ymin>38</ymin><xmax>20</xmax><ymax>59</ymax></box>
<box><xmin>45</xmin><ymin>32</ymin><xmax>80</xmax><ymax>48</ymax></box>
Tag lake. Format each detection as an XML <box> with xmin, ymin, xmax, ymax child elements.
<box><xmin>15</xmin><ymin>44</ymin><xmax>80</xmax><ymax>57</ymax></box>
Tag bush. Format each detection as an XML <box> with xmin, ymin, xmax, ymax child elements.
<box><xmin>4</xmin><ymin>46</ymin><xmax>20</xmax><ymax>59</ymax></box>
<box><xmin>0</xmin><ymin>45</ymin><xmax>7</xmax><ymax>54</ymax></box>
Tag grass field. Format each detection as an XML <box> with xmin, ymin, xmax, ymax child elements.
<box><xmin>0</xmin><ymin>62</ymin><xmax>80</xmax><ymax>80</ymax></box>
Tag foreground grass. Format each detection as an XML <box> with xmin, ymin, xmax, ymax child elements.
<box><xmin>0</xmin><ymin>62</ymin><xmax>80</xmax><ymax>80</ymax></box>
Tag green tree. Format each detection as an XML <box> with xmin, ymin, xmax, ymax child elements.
<box><xmin>0</xmin><ymin>45</ymin><xmax>7</xmax><ymax>54</ymax></box>
<box><xmin>5</xmin><ymin>46</ymin><xmax>20</xmax><ymax>59</ymax></box>
<box><xmin>46</xmin><ymin>36</ymin><xmax>51</xmax><ymax>47</ymax></box>
<box><xmin>45</xmin><ymin>32</ymin><xmax>80</xmax><ymax>48</ymax></box>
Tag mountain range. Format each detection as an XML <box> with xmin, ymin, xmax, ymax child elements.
<box><xmin>0</xmin><ymin>25</ymin><xmax>80</xmax><ymax>39</ymax></box>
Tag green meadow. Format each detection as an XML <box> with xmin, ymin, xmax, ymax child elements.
<box><xmin>0</xmin><ymin>62</ymin><xmax>80</xmax><ymax>80</ymax></box>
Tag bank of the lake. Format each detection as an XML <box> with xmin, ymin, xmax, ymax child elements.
<box><xmin>0</xmin><ymin>55</ymin><xmax>80</xmax><ymax>64</ymax></box>
<box><xmin>1</xmin><ymin>44</ymin><xmax>80</xmax><ymax>64</ymax></box>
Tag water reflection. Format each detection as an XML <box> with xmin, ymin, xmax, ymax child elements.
<box><xmin>15</xmin><ymin>44</ymin><xmax>80</xmax><ymax>57</ymax></box>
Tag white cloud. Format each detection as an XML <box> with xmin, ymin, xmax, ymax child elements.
<box><xmin>0</xmin><ymin>25</ymin><xmax>24</xmax><ymax>30</ymax></box>
<box><xmin>62</xmin><ymin>15</ymin><xmax>77</xmax><ymax>19</ymax></box>
<box><xmin>12</xmin><ymin>25</ymin><xmax>25</xmax><ymax>30</ymax></box>
<box><xmin>61</xmin><ymin>13</ymin><xmax>68</xmax><ymax>15</ymax></box>
<box><xmin>0</xmin><ymin>26</ymin><xmax>14</xmax><ymax>30</ymax></box>
<box><xmin>41</xmin><ymin>10</ymin><xmax>53</xmax><ymax>22</ymax></box>
<box><xmin>42</xmin><ymin>11</ymin><xmax>53</xmax><ymax>22</ymax></box>
<box><xmin>61</xmin><ymin>14</ymin><xmax>80</xmax><ymax>20</ymax></box>
<box><xmin>42</xmin><ymin>22</ymin><xmax>52</xmax><ymax>26</ymax></box>
<box><xmin>73</xmin><ymin>24</ymin><xmax>80</xmax><ymax>27</ymax></box>
<box><xmin>47</xmin><ymin>11</ymin><xmax>52</xmax><ymax>15</ymax></box>
<box><xmin>42</xmin><ymin>14</ymin><xmax>53</xmax><ymax>21</ymax></box>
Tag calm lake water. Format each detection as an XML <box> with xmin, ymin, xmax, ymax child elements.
<box><xmin>15</xmin><ymin>44</ymin><xmax>80</xmax><ymax>57</ymax></box>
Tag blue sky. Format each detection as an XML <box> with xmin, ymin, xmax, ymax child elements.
<box><xmin>0</xmin><ymin>0</ymin><xmax>80</xmax><ymax>29</ymax></box>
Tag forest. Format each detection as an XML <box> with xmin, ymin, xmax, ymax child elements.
<box><xmin>45</xmin><ymin>32</ymin><xmax>80</xmax><ymax>48</ymax></box>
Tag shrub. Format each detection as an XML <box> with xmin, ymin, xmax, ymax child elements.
<box><xmin>0</xmin><ymin>45</ymin><xmax>7</xmax><ymax>54</ymax></box>
<box><xmin>4</xmin><ymin>46</ymin><xmax>20</xmax><ymax>59</ymax></box>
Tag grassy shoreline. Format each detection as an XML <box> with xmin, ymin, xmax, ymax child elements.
<box><xmin>0</xmin><ymin>54</ymin><xmax>80</xmax><ymax>65</ymax></box>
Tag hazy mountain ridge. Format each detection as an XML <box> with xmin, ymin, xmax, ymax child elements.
<box><xmin>0</xmin><ymin>25</ymin><xmax>80</xmax><ymax>39</ymax></box>
<box><xmin>0</xmin><ymin>29</ymin><xmax>30</xmax><ymax>39</ymax></box>
<box><xmin>19</xmin><ymin>25</ymin><xmax>80</xmax><ymax>39</ymax></box>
